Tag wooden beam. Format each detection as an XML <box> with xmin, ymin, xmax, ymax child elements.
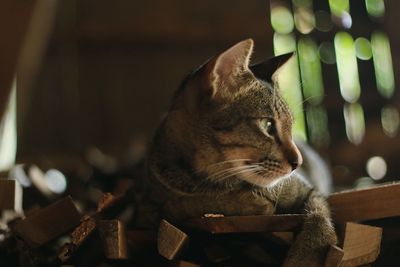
<box><xmin>185</xmin><ymin>214</ymin><xmax>305</xmax><ymax>234</ymax></box>
<box><xmin>0</xmin><ymin>179</ymin><xmax>22</xmax><ymax>212</ymax></box>
<box><xmin>98</xmin><ymin>220</ymin><xmax>128</xmax><ymax>260</ymax></box>
<box><xmin>339</xmin><ymin>222</ymin><xmax>382</xmax><ymax>267</ymax></box>
<box><xmin>329</xmin><ymin>182</ymin><xmax>400</xmax><ymax>223</ymax></box>
<box><xmin>13</xmin><ymin>196</ymin><xmax>81</xmax><ymax>247</ymax></box>
<box><xmin>158</xmin><ymin>220</ymin><xmax>189</xmax><ymax>260</ymax></box>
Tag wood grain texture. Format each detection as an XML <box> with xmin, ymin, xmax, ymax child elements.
<box><xmin>329</xmin><ymin>182</ymin><xmax>400</xmax><ymax>223</ymax></box>
<box><xmin>158</xmin><ymin>220</ymin><xmax>189</xmax><ymax>260</ymax></box>
<box><xmin>185</xmin><ymin>214</ymin><xmax>305</xmax><ymax>234</ymax></box>
<box><xmin>339</xmin><ymin>222</ymin><xmax>382</xmax><ymax>267</ymax></box>
<box><xmin>13</xmin><ymin>196</ymin><xmax>81</xmax><ymax>247</ymax></box>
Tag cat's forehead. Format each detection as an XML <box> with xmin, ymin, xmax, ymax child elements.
<box><xmin>230</xmin><ymin>82</ymin><xmax>284</xmax><ymax>117</ymax></box>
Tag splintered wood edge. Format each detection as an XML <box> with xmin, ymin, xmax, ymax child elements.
<box><xmin>184</xmin><ymin>214</ymin><xmax>305</xmax><ymax>234</ymax></box>
<box><xmin>158</xmin><ymin>220</ymin><xmax>189</xmax><ymax>260</ymax></box>
<box><xmin>329</xmin><ymin>182</ymin><xmax>400</xmax><ymax>222</ymax></box>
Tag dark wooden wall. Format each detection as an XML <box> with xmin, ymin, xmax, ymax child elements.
<box><xmin>16</xmin><ymin>0</ymin><xmax>400</xmax><ymax>187</ymax></box>
<box><xmin>18</xmin><ymin>0</ymin><xmax>272</xmax><ymax>158</ymax></box>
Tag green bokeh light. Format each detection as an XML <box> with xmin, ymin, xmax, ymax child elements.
<box><xmin>319</xmin><ymin>42</ymin><xmax>336</xmax><ymax>64</ymax></box>
<box><xmin>344</xmin><ymin>102</ymin><xmax>365</xmax><ymax>145</ymax></box>
<box><xmin>381</xmin><ymin>105</ymin><xmax>400</xmax><ymax>138</ymax></box>
<box><xmin>334</xmin><ymin>32</ymin><xmax>361</xmax><ymax>103</ymax></box>
<box><xmin>271</xmin><ymin>6</ymin><xmax>295</xmax><ymax>34</ymax></box>
<box><xmin>355</xmin><ymin>37</ymin><xmax>372</xmax><ymax>60</ymax></box>
<box><xmin>273</xmin><ymin>33</ymin><xmax>296</xmax><ymax>56</ymax></box>
<box><xmin>329</xmin><ymin>0</ymin><xmax>349</xmax><ymax>16</ymax></box>
<box><xmin>306</xmin><ymin>106</ymin><xmax>330</xmax><ymax>148</ymax></box>
<box><xmin>366</xmin><ymin>0</ymin><xmax>385</xmax><ymax>18</ymax></box>
<box><xmin>273</xmin><ymin>50</ymin><xmax>307</xmax><ymax>141</ymax></box>
<box><xmin>371</xmin><ymin>31</ymin><xmax>395</xmax><ymax>98</ymax></box>
<box><xmin>298</xmin><ymin>37</ymin><xmax>324</xmax><ymax>105</ymax></box>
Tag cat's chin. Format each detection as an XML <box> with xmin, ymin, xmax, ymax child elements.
<box><xmin>238</xmin><ymin>171</ymin><xmax>293</xmax><ymax>188</ymax></box>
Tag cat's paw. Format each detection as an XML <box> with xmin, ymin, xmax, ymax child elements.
<box><xmin>283</xmin><ymin>215</ymin><xmax>337</xmax><ymax>267</ymax></box>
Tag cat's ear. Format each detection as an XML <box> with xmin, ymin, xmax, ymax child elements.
<box><xmin>249</xmin><ymin>52</ymin><xmax>295</xmax><ymax>83</ymax></box>
<box><xmin>209</xmin><ymin>38</ymin><xmax>254</xmax><ymax>91</ymax></box>
<box><xmin>181</xmin><ymin>39</ymin><xmax>254</xmax><ymax>112</ymax></box>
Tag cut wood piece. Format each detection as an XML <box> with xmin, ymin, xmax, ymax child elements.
<box><xmin>324</xmin><ymin>245</ymin><xmax>344</xmax><ymax>267</ymax></box>
<box><xmin>158</xmin><ymin>219</ymin><xmax>189</xmax><ymax>260</ymax></box>
<box><xmin>98</xmin><ymin>220</ymin><xmax>128</xmax><ymax>260</ymax></box>
<box><xmin>329</xmin><ymin>182</ymin><xmax>400</xmax><ymax>222</ymax></box>
<box><xmin>58</xmin><ymin>215</ymin><xmax>96</xmax><ymax>262</ymax></box>
<box><xmin>13</xmin><ymin>196</ymin><xmax>81</xmax><ymax>247</ymax></box>
<box><xmin>0</xmin><ymin>179</ymin><xmax>22</xmax><ymax>212</ymax></box>
<box><xmin>185</xmin><ymin>214</ymin><xmax>305</xmax><ymax>234</ymax></box>
<box><xmin>340</xmin><ymin>222</ymin><xmax>382</xmax><ymax>267</ymax></box>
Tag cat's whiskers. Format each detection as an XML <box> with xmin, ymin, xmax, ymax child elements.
<box><xmin>206</xmin><ymin>164</ymin><xmax>255</xmax><ymax>179</ymax></box>
<box><xmin>193</xmin><ymin>165</ymin><xmax>261</xmax><ymax>191</ymax></box>
<box><xmin>211</xmin><ymin>165</ymin><xmax>264</xmax><ymax>182</ymax></box>
<box><xmin>205</xmin><ymin>159</ymin><xmax>251</xmax><ymax>170</ymax></box>
<box><xmin>207</xmin><ymin>166</ymin><xmax>257</xmax><ymax>182</ymax></box>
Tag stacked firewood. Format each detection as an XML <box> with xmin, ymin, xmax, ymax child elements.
<box><xmin>0</xmin><ymin>164</ymin><xmax>400</xmax><ymax>267</ymax></box>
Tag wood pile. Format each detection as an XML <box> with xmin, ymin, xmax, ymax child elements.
<box><xmin>1</xmin><ymin>171</ymin><xmax>400</xmax><ymax>266</ymax></box>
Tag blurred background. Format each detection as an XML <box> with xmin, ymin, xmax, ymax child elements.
<box><xmin>4</xmin><ymin>0</ymin><xmax>400</xmax><ymax>194</ymax></box>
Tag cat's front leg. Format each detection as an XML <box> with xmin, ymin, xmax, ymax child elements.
<box><xmin>282</xmin><ymin>189</ymin><xmax>337</xmax><ymax>267</ymax></box>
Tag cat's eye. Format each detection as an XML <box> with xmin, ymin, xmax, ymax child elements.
<box><xmin>259</xmin><ymin>118</ymin><xmax>275</xmax><ymax>136</ymax></box>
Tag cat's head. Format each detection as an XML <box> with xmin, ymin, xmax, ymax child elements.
<box><xmin>166</xmin><ymin>39</ymin><xmax>302</xmax><ymax>188</ymax></box>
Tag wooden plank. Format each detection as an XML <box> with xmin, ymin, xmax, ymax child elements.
<box><xmin>185</xmin><ymin>214</ymin><xmax>305</xmax><ymax>234</ymax></box>
<box><xmin>98</xmin><ymin>220</ymin><xmax>128</xmax><ymax>260</ymax></box>
<box><xmin>0</xmin><ymin>179</ymin><xmax>22</xmax><ymax>212</ymax></box>
<box><xmin>158</xmin><ymin>219</ymin><xmax>189</xmax><ymax>260</ymax></box>
<box><xmin>340</xmin><ymin>222</ymin><xmax>382</xmax><ymax>267</ymax></box>
<box><xmin>13</xmin><ymin>196</ymin><xmax>81</xmax><ymax>247</ymax></box>
<box><xmin>329</xmin><ymin>182</ymin><xmax>400</xmax><ymax>223</ymax></box>
<box><xmin>324</xmin><ymin>245</ymin><xmax>344</xmax><ymax>267</ymax></box>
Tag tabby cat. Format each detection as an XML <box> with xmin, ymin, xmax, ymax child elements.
<box><xmin>145</xmin><ymin>39</ymin><xmax>337</xmax><ymax>266</ymax></box>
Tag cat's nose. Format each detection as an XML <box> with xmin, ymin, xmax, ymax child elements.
<box><xmin>285</xmin><ymin>140</ymin><xmax>303</xmax><ymax>171</ymax></box>
<box><xmin>289</xmin><ymin>159</ymin><xmax>301</xmax><ymax>170</ymax></box>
